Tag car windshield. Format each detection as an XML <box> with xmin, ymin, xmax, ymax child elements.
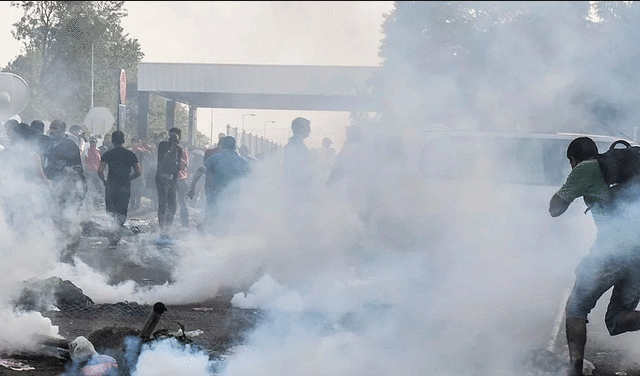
<box><xmin>419</xmin><ymin>134</ymin><xmax>617</xmax><ymax>186</ymax></box>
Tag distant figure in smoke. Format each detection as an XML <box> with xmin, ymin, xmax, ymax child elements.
<box><xmin>30</xmin><ymin>119</ymin><xmax>54</xmax><ymax>164</ymax></box>
<box><xmin>98</xmin><ymin>130</ymin><xmax>141</xmax><ymax>247</ymax></box>
<box><xmin>188</xmin><ymin>136</ymin><xmax>250</xmax><ymax>234</ymax></box>
<box><xmin>282</xmin><ymin>117</ymin><xmax>316</xmax><ymax>234</ymax></box>
<box><xmin>84</xmin><ymin>137</ymin><xmax>103</xmax><ymax>207</ymax></box>
<box><xmin>45</xmin><ymin>120</ymin><xmax>88</xmax><ymax>263</ymax></box>
<box><xmin>129</xmin><ymin>138</ymin><xmax>149</xmax><ymax>211</ymax></box>
<box><xmin>99</xmin><ymin>133</ymin><xmax>113</xmax><ymax>155</ymax></box>
<box><xmin>549</xmin><ymin>137</ymin><xmax>640</xmax><ymax>376</ymax></box>
<box><xmin>155</xmin><ymin>127</ymin><xmax>183</xmax><ymax>238</ymax></box>
<box><xmin>201</xmin><ymin>132</ymin><xmax>227</xmax><ymax>201</ymax></box>
<box><xmin>0</xmin><ymin>121</ymin><xmax>51</xmax><ymax>238</ymax></box>
<box><xmin>238</xmin><ymin>144</ymin><xmax>257</xmax><ymax>162</ymax></box>
<box><xmin>176</xmin><ymin>144</ymin><xmax>190</xmax><ymax>228</ymax></box>
<box><xmin>321</xmin><ymin>137</ymin><xmax>336</xmax><ymax>158</ymax></box>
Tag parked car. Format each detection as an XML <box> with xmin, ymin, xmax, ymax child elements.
<box><xmin>412</xmin><ymin>130</ymin><xmax>636</xmax><ymax>187</ymax></box>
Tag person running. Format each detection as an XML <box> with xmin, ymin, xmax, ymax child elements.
<box><xmin>155</xmin><ymin>128</ymin><xmax>183</xmax><ymax>238</ymax></box>
<box><xmin>550</xmin><ymin>137</ymin><xmax>640</xmax><ymax>376</ymax></box>
<box><xmin>97</xmin><ymin>130</ymin><xmax>141</xmax><ymax>247</ymax></box>
<box><xmin>188</xmin><ymin>136</ymin><xmax>249</xmax><ymax>233</ymax></box>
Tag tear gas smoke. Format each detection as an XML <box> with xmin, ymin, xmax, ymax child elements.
<box><xmin>3</xmin><ymin>2</ymin><xmax>640</xmax><ymax>375</ymax></box>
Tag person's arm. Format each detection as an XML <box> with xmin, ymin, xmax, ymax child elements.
<box><xmin>187</xmin><ymin>165</ymin><xmax>206</xmax><ymax>199</ymax></box>
<box><xmin>131</xmin><ymin>162</ymin><xmax>142</xmax><ymax>180</ymax></box>
<box><xmin>549</xmin><ymin>193</ymin><xmax>571</xmax><ymax>217</ymax></box>
<box><xmin>97</xmin><ymin>161</ymin><xmax>107</xmax><ymax>184</ymax></box>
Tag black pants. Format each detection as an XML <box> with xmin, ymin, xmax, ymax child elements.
<box><xmin>156</xmin><ymin>175</ymin><xmax>177</xmax><ymax>233</ymax></box>
<box><xmin>105</xmin><ymin>184</ymin><xmax>131</xmax><ymax>227</ymax></box>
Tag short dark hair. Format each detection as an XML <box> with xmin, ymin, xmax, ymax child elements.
<box><xmin>291</xmin><ymin>117</ymin><xmax>310</xmax><ymax>134</ymax></box>
<box><xmin>169</xmin><ymin>127</ymin><xmax>181</xmax><ymax>136</ymax></box>
<box><xmin>50</xmin><ymin>120</ymin><xmax>66</xmax><ymax>132</ymax></box>
<box><xmin>219</xmin><ymin>136</ymin><xmax>236</xmax><ymax>149</ymax></box>
<box><xmin>30</xmin><ymin>120</ymin><xmax>45</xmax><ymax>133</ymax></box>
<box><xmin>567</xmin><ymin>137</ymin><xmax>599</xmax><ymax>162</ymax></box>
<box><xmin>111</xmin><ymin>130</ymin><xmax>125</xmax><ymax>145</ymax></box>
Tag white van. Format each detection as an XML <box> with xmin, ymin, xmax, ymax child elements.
<box><xmin>411</xmin><ymin>130</ymin><xmax>636</xmax><ymax>187</ymax></box>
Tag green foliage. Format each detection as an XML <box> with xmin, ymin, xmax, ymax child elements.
<box><xmin>145</xmin><ymin>93</ymin><xmax>210</xmax><ymax>148</ymax></box>
<box><xmin>5</xmin><ymin>1</ymin><xmax>143</xmax><ymax>125</ymax></box>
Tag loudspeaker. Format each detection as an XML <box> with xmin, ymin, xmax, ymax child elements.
<box><xmin>0</xmin><ymin>73</ymin><xmax>29</xmax><ymax>122</ymax></box>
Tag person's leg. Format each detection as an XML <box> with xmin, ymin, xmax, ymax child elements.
<box><xmin>177</xmin><ymin>179</ymin><xmax>189</xmax><ymax>227</ymax></box>
<box><xmin>105</xmin><ymin>184</ymin><xmax>119</xmax><ymax>247</ymax></box>
<box><xmin>604</xmin><ymin>256</ymin><xmax>640</xmax><ymax>335</ymax></box>
<box><xmin>165</xmin><ymin>180</ymin><xmax>178</xmax><ymax>230</ymax></box>
<box><xmin>565</xmin><ymin>255</ymin><xmax>616</xmax><ymax>376</ymax></box>
<box><xmin>566</xmin><ymin>317</ymin><xmax>587</xmax><ymax>376</ymax></box>
<box><xmin>156</xmin><ymin>176</ymin><xmax>168</xmax><ymax>234</ymax></box>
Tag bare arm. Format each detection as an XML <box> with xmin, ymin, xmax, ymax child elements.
<box><xmin>549</xmin><ymin>193</ymin><xmax>570</xmax><ymax>217</ymax></box>
<box><xmin>97</xmin><ymin>161</ymin><xmax>107</xmax><ymax>184</ymax></box>
<box><xmin>187</xmin><ymin>165</ymin><xmax>206</xmax><ymax>199</ymax></box>
<box><xmin>131</xmin><ymin>162</ymin><xmax>142</xmax><ymax>180</ymax></box>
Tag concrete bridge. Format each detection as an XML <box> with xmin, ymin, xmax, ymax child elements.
<box><xmin>136</xmin><ymin>62</ymin><xmax>381</xmax><ymax>144</ymax></box>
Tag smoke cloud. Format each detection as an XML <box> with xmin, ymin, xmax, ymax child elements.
<box><xmin>3</xmin><ymin>2</ymin><xmax>640</xmax><ymax>375</ymax></box>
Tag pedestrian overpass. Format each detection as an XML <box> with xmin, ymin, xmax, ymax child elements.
<box><xmin>136</xmin><ymin>62</ymin><xmax>381</xmax><ymax>145</ymax></box>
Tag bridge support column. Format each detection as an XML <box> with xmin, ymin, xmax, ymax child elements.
<box><xmin>188</xmin><ymin>105</ymin><xmax>197</xmax><ymax>147</ymax></box>
<box><xmin>137</xmin><ymin>91</ymin><xmax>149</xmax><ymax>141</ymax></box>
<box><xmin>166</xmin><ymin>100</ymin><xmax>175</xmax><ymax>131</ymax></box>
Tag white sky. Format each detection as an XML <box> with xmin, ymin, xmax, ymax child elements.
<box><xmin>0</xmin><ymin>1</ymin><xmax>395</xmax><ymax>149</ymax></box>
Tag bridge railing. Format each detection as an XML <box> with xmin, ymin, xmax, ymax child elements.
<box><xmin>226</xmin><ymin>125</ymin><xmax>280</xmax><ymax>159</ymax></box>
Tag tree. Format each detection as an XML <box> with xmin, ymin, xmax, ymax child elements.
<box><xmin>371</xmin><ymin>1</ymin><xmax>640</xmax><ymax>137</ymax></box>
<box><xmin>5</xmin><ymin>1</ymin><xmax>143</xmax><ymax>127</ymax></box>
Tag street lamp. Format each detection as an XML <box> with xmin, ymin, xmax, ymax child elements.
<box><xmin>263</xmin><ymin>120</ymin><xmax>275</xmax><ymax>138</ymax></box>
<box><xmin>242</xmin><ymin>113</ymin><xmax>255</xmax><ymax>133</ymax></box>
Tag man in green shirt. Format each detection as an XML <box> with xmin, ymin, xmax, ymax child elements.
<box><xmin>550</xmin><ymin>137</ymin><xmax>640</xmax><ymax>376</ymax></box>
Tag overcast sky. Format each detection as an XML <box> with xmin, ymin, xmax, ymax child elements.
<box><xmin>0</xmin><ymin>1</ymin><xmax>395</xmax><ymax>149</ymax></box>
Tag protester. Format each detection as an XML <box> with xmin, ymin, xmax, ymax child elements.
<box><xmin>30</xmin><ymin>119</ymin><xmax>54</xmax><ymax>163</ymax></box>
<box><xmin>129</xmin><ymin>138</ymin><xmax>149</xmax><ymax>211</ymax></box>
<box><xmin>44</xmin><ymin>119</ymin><xmax>87</xmax><ymax>263</ymax></box>
<box><xmin>69</xmin><ymin>124</ymin><xmax>87</xmax><ymax>155</ymax></box>
<box><xmin>98</xmin><ymin>130</ymin><xmax>141</xmax><ymax>248</ymax></box>
<box><xmin>238</xmin><ymin>144</ymin><xmax>257</xmax><ymax>162</ymax></box>
<box><xmin>549</xmin><ymin>136</ymin><xmax>640</xmax><ymax>376</ymax></box>
<box><xmin>99</xmin><ymin>133</ymin><xmax>113</xmax><ymax>155</ymax></box>
<box><xmin>282</xmin><ymin>117</ymin><xmax>315</xmax><ymax>232</ymax></box>
<box><xmin>188</xmin><ymin>136</ymin><xmax>249</xmax><ymax>233</ymax></box>
<box><xmin>84</xmin><ymin>137</ymin><xmax>103</xmax><ymax>207</ymax></box>
<box><xmin>199</xmin><ymin>132</ymin><xmax>226</xmax><ymax>210</ymax></box>
<box><xmin>176</xmin><ymin>145</ymin><xmax>190</xmax><ymax>228</ymax></box>
<box><xmin>155</xmin><ymin>127</ymin><xmax>183</xmax><ymax>238</ymax></box>
<box><xmin>0</xmin><ymin>121</ymin><xmax>50</xmax><ymax>240</ymax></box>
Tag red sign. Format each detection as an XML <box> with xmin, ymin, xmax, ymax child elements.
<box><xmin>119</xmin><ymin>69</ymin><xmax>127</xmax><ymax>104</ymax></box>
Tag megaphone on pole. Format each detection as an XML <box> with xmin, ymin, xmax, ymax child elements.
<box><xmin>0</xmin><ymin>73</ymin><xmax>29</xmax><ymax>122</ymax></box>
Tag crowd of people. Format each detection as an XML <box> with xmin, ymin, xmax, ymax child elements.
<box><xmin>0</xmin><ymin>116</ymin><xmax>345</xmax><ymax>261</ymax></box>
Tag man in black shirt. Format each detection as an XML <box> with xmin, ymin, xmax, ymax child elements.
<box><xmin>98</xmin><ymin>130</ymin><xmax>141</xmax><ymax>247</ymax></box>
<box><xmin>30</xmin><ymin>120</ymin><xmax>53</xmax><ymax>164</ymax></box>
<box><xmin>155</xmin><ymin>127</ymin><xmax>183</xmax><ymax>238</ymax></box>
<box><xmin>45</xmin><ymin>120</ymin><xmax>88</xmax><ymax>263</ymax></box>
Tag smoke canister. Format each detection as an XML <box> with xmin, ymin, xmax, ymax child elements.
<box><xmin>82</xmin><ymin>354</ymin><xmax>118</xmax><ymax>376</ymax></box>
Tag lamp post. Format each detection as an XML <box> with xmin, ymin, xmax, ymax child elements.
<box><xmin>263</xmin><ymin>120</ymin><xmax>275</xmax><ymax>138</ymax></box>
<box><xmin>242</xmin><ymin>113</ymin><xmax>255</xmax><ymax>146</ymax></box>
<box><xmin>242</xmin><ymin>113</ymin><xmax>255</xmax><ymax>133</ymax></box>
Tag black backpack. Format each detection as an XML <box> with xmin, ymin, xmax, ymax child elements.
<box><xmin>597</xmin><ymin>140</ymin><xmax>640</xmax><ymax>204</ymax></box>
